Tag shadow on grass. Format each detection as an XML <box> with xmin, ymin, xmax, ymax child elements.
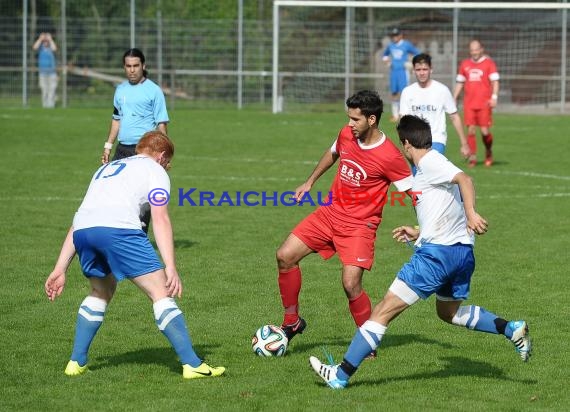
<box><xmin>90</xmin><ymin>343</ymin><xmax>220</xmax><ymax>374</ymax></box>
<box><xmin>149</xmin><ymin>239</ymin><xmax>198</xmax><ymax>249</ymax></box>
<box><xmin>350</xmin><ymin>355</ymin><xmax>537</xmax><ymax>387</ymax></box>
<box><xmin>292</xmin><ymin>333</ymin><xmax>455</xmax><ymax>354</ymax></box>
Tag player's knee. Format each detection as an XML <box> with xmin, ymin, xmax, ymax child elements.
<box><xmin>90</xmin><ymin>289</ymin><xmax>114</xmax><ymax>303</ymax></box>
<box><xmin>342</xmin><ymin>279</ymin><xmax>362</xmax><ymax>299</ymax></box>
<box><xmin>276</xmin><ymin>246</ymin><xmax>296</xmax><ymax>269</ymax></box>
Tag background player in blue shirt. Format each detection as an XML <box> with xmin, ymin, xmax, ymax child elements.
<box><xmin>102</xmin><ymin>48</ymin><xmax>169</xmax><ymax>164</ymax></box>
<box><xmin>101</xmin><ymin>48</ymin><xmax>170</xmax><ymax>232</ymax></box>
<box><xmin>382</xmin><ymin>28</ymin><xmax>420</xmax><ymax>122</ymax></box>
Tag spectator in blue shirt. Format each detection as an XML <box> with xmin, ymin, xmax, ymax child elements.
<box><xmin>32</xmin><ymin>32</ymin><xmax>58</xmax><ymax>108</ymax></box>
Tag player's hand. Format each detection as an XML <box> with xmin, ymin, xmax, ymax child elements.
<box><xmin>460</xmin><ymin>143</ymin><xmax>471</xmax><ymax>159</ymax></box>
<box><xmin>45</xmin><ymin>270</ymin><xmax>66</xmax><ymax>301</ymax></box>
<box><xmin>392</xmin><ymin>225</ymin><xmax>420</xmax><ymax>243</ymax></box>
<box><xmin>294</xmin><ymin>182</ymin><xmax>312</xmax><ymax>203</ymax></box>
<box><xmin>101</xmin><ymin>149</ymin><xmax>111</xmax><ymax>164</ymax></box>
<box><xmin>489</xmin><ymin>98</ymin><xmax>497</xmax><ymax>109</ymax></box>
<box><xmin>466</xmin><ymin>212</ymin><xmax>488</xmax><ymax>235</ymax></box>
<box><xmin>164</xmin><ymin>266</ymin><xmax>182</xmax><ymax>298</ymax></box>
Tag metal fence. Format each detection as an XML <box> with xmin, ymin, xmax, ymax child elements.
<box><xmin>1</xmin><ymin>2</ymin><xmax>569</xmax><ymax>113</ymax></box>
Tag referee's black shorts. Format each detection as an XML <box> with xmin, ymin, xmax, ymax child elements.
<box><xmin>112</xmin><ymin>143</ymin><xmax>137</xmax><ymax>160</ymax></box>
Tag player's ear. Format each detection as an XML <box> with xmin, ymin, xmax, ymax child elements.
<box><xmin>368</xmin><ymin>114</ymin><xmax>376</xmax><ymax>126</ymax></box>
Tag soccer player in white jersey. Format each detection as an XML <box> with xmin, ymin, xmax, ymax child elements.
<box><xmin>45</xmin><ymin>131</ymin><xmax>225</xmax><ymax>380</ymax></box>
<box><xmin>399</xmin><ymin>53</ymin><xmax>470</xmax><ymax>167</ymax></box>
<box><xmin>309</xmin><ymin>115</ymin><xmax>531</xmax><ymax>390</ymax></box>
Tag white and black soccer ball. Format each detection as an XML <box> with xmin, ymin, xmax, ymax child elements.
<box><xmin>251</xmin><ymin>325</ymin><xmax>288</xmax><ymax>357</ymax></box>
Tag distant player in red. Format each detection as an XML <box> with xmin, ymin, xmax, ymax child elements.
<box><xmin>454</xmin><ymin>39</ymin><xmax>500</xmax><ymax>167</ymax></box>
<box><xmin>275</xmin><ymin>90</ymin><xmax>413</xmax><ymax>351</ymax></box>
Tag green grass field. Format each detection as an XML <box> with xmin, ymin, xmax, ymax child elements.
<box><xmin>1</xmin><ymin>107</ymin><xmax>569</xmax><ymax>411</ymax></box>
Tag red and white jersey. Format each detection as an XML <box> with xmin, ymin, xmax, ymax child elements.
<box><xmin>325</xmin><ymin>125</ymin><xmax>412</xmax><ymax>226</ymax></box>
<box><xmin>456</xmin><ymin>56</ymin><xmax>499</xmax><ymax>109</ymax></box>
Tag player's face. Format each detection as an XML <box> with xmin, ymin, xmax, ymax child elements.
<box><xmin>157</xmin><ymin>152</ymin><xmax>172</xmax><ymax>171</ymax></box>
<box><xmin>413</xmin><ymin>63</ymin><xmax>431</xmax><ymax>86</ymax></box>
<box><xmin>347</xmin><ymin>108</ymin><xmax>374</xmax><ymax>141</ymax></box>
<box><xmin>469</xmin><ymin>42</ymin><xmax>484</xmax><ymax>61</ymax></box>
<box><xmin>124</xmin><ymin>56</ymin><xmax>145</xmax><ymax>85</ymax></box>
<box><xmin>391</xmin><ymin>34</ymin><xmax>402</xmax><ymax>43</ymax></box>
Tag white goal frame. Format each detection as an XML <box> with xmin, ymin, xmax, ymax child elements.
<box><xmin>272</xmin><ymin>1</ymin><xmax>570</xmax><ymax>113</ymax></box>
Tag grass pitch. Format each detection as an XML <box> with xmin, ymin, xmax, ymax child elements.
<box><xmin>1</xmin><ymin>107</ymin><xmax>569</xmax><ymax>411</ymax></box>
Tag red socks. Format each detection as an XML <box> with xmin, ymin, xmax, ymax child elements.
<box><xmin>278</xmin><ymin>267</ymin><xmax>302</xmax><ymax>326</ymax></box>
<box><xmin>467</xmin><ymin>134</ymin><xmax>477</xmax><ymax>155</ymax></box>
<box><xmin>482</xmin><ymin>133</ymin><xmax>493</xmax><ymax>152</ymax></box>
<box><xmin>279</xmin><ymin>268</ymin><xmax>372</xmax><ymax>327</ymax></box>
<box><xmin>349</xmin><ymin>291</ymin><xmax>372</xmax><ymax>327</ymax></box>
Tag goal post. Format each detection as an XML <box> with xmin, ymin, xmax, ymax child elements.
<box><xmin>272</xmin><ymin>1</ymin><xmax>570</xmax><ymax>113</ymax></box>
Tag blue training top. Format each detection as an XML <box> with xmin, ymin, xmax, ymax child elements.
<box><xmin>112</xmin><ymin>78</ymin><xmax>169</xmax><ymax>145</ymax></box>
<box><xmin>383</xmin><ymin>40</ymin><xmax>420</xmax><ymax>71</ymax></box>
<box><xmin>38</xmin><ymin>45</ymin><xmax>56</xmax><ymax>75</ymax></box>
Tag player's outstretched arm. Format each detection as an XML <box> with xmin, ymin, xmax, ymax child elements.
<box><xmin>449</xmin><ymin>112</ymin><xmax>470</xmax><ymax>159</ymax></box>
<box><xmin>452</xmin><ymin>172</ymin><xmax>488</xmax><ymax>235</ymax></box>
<box><xmin>294</xmin><ymin>149</ymin><xmax>339</xmax><ymax>202</ymax></box>
<box><xmin>453</xmin><ymin>82</ymin><xmax>464</xmax><ymax>102</ymax></box>
<box><xmin>45</xmin><ymin>226</ymin><xmax>76</xmax><ymax>301</ymax></box>
<box><xmin>151</xmin><ymin>204</ymin><xmax>182</xmax><ymax>298</ymax></box>
<box><xmin>392</xmin><ymin>225</ymin><xmax>420</xmax><ymax>243</ymax></box>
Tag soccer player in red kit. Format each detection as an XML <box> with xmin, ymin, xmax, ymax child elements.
<box><xmin>454</xmin><ymin>39</ymin><xmax>500</xmax><ymax>167</ymax></box>
<box><xmin>275</xmin><ymin>90</ymin><xmax>413</xmax><ymax>352</ymax></box>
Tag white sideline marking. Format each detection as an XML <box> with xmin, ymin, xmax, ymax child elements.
<box><xmin>479</xmin><ymin>192</ymin><xmax>570</xmax><ymax>200</ymax></box>
<box><xmin>177</xmin><ymin>155</ymin><xmax>315</xmax><ymax>166</ymax></box>
<box><xmin>491</xmin><ymin>170</ymin><xmax>570</xmax><ymax>181</ymax></box>
<box><xmin>0</xmin><ymin>196</ymin><xmax>83</xmax><ymax>202</ymax></box>
<box><xmin>177</xmin><ymin>175</ymin><xmax>299</xmax><ymax>182</ymax></box>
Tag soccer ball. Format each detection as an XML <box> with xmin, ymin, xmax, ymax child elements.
<box><xmin>252</xmin><ymin>325</ymin><xmax>288</xmax><ymax>357</ymax></box>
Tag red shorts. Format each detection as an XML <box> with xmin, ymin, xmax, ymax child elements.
<box><xmin>463</xmin><ymin>106</ymin><xmax>493</xmax><ymax>127</ymax></box>
<box><xmin>292</xmin><ymin>207</ymin><xmax>377</xmax><ymax>270</ymax></box>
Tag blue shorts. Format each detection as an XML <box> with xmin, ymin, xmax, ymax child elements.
<box><xmin>390</xmin><ymin>69</ymin><xmax>410</xmax><ymax>95</ymax></box>
<box><xmin>396</xmin><ymin>243</ymin><xmax>475</xmax><ymax>300</ymax></box>
<box><xmin>73</xmin><ymin>227</ymin><xmax>164</xmax><ymax>281</ymax></box>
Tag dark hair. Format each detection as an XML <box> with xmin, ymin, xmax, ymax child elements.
<box><xmin>345</xmin><ymin>90</ymin><xmax>383</xmax><ymax>123</ymax></box>
<box><xmin>412</xmin><ymin>53</ymin><xmax>432</xmax><ymax>67</ymax></box>
<box><xmin>123</xmin><ymin>48</ymin><xmax>148</xmax><ymax>77</ymax></box>
<box><xmin>397</xmin><ymin>115</ymin><xmax>432</xmax><ymax>149</ymax></box>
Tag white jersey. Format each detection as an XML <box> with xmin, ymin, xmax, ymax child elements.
<box><xmin>413</xmin><ymin>150</ymin><xmax>474</xmax><ymax>246</ymax></box>
<box><xmin>73</xmin><ymin>155</ymin><xmax>170</xmax><ymax>231</ymax></box>
<box><xmin>399</xmin><ymin>80</ymin><xmax>458</xmax><ymax>145</ymax></box>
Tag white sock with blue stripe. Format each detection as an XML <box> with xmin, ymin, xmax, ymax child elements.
<box><xmin>452</xmin><ymin>305</ymin><xmax>500</xmax><ymax>334</ymax></box>
<box><xmin>153</xmin><ymin>298</ymin><xmax>201</xmax><ymax>367</ymax></box>
<box><xmin>70</xmin><ymin>296</ymin><xmax>107</xmax><ymax>366</ymax></box>
<box><xmin>337</xmin><ymin>320</ymin><xmax>387</xmax><ymax>381</ymax></box>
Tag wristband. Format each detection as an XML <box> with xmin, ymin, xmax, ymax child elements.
<box><xmin>104</xmin><ymin>142</ymin><xmax>113</xmax><ymax>150</ymax></box>
<box><xmin>491</xmin><ymin>94</ymin><xmax>498</xmax><ymax>100</ymax></box>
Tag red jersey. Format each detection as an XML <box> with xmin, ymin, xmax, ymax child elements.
<box><xmin>323</xmin><ymin>125</ymin><xmax>412</xmax><ymax>226</ymax></box>
<box><xmin>456</xmin><ymin>56</ymin><xmax>499</xmax><ymax>109</ymax></box>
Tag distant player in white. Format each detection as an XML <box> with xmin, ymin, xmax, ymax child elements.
<box><xmin>399</xmin><ymin>53</ymin><xmax>469</xmax><ymax>165</ymax></box>
<box><xmin>45</xmin><ymin>131</ymin><xmax>225</xmax><ymax>380</ymax></box>
<box><xmin>310</xmin><ymin>115</ymin><xmax>531</xmax><ymax>390</ymax></box>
